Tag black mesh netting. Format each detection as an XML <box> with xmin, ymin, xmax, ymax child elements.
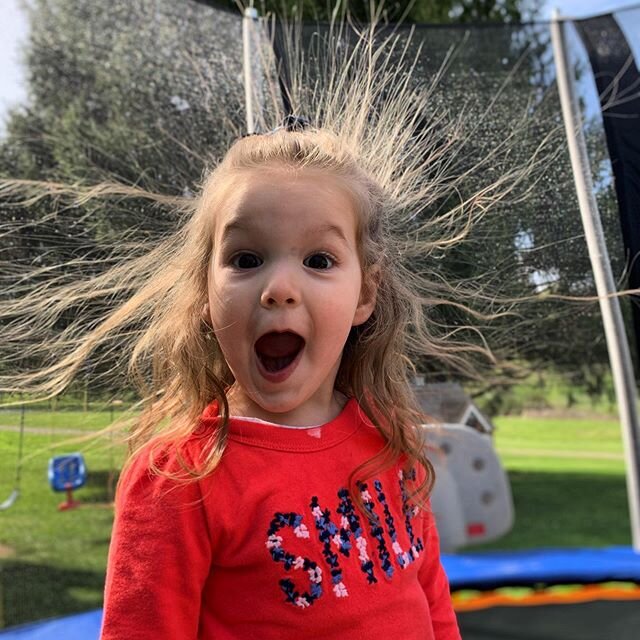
<box><xmin>270</xmin><ymin>12</ymin><xmax>638</xmax><ymax>379</ymax></box>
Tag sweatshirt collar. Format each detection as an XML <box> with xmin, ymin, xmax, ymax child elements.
<box><xmin>199</xmin><ymin>397</ymin><xmax>364</xmax><ymax>452</ymax></box>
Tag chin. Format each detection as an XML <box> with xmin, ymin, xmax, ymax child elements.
<box><xmin>252</xmin><ymin>394</ymin><xmax>302</xmax><ymax>415</ymax></box>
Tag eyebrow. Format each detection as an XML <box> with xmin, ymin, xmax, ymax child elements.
<box><xmin>312</xmin><ymin>223</ymin><xmax>348</xmax><ymax>243</ymax></box>
<box><xmin>219</xmin><ymin>219</ymin><xmax>251</xmax><ymax>242</ymax></box>
<box><xmin>220</xmin><ymin>219</ymin><xmax>349</xmax><ymax>244</ymax></box>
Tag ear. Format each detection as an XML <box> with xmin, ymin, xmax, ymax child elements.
<box><xmin>201</xmin><ymin>302</ymin><xmax>212</xmax><ymax>326</ymax></box>
<box><xmin>353</xmin><ymin>265</ymin><xmax>380</xmax><ymax>327</ymax></box>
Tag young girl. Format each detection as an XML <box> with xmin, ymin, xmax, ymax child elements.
<box><xmin>97</xmin><ymin>118</ymin><xmax>462</xmax><ymax>639</ymax></box>
<box><xmin>0</xmin><ymin>6</ymin><xmax>535</xmax><ymax>639</ymax></box>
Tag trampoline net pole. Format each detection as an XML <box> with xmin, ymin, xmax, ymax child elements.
<box><xmin>242</xmin><ymin>6</ymin><xmax>259</xmax><ymax>134</ymax></box>
<box><xmin>551</xmin><ymin>8</ymin><xmax>640</xmax><ymax>551</ymax></box>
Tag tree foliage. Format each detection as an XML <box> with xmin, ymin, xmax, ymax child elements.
<box><xmin>0</xmin><ymin>0</ymin><xmax>629</xmax><ymax>393</ymax></box>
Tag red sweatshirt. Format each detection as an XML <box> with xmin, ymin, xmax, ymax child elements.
<box><xmin>101</xmin><ymin>398</ymin><xmax>460</xmax><ymax>640</ymax></box>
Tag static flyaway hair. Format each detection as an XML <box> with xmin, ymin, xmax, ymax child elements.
<box><xmin>0</xmin><ymin>3</ymin><xmax>555</xmax><ymax>511</ymax></box>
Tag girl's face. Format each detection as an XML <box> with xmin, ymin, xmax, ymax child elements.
<box><xmin>206</xmin><ymin>167</ymin><xmax>376</xmax><ymax>426</ymax></box>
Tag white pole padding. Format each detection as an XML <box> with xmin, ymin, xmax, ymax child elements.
<box><xmin>551</xmin><ymin>9</ymin><xmax>640</xmax><ymax>551</ymax></box>
<box><xmin>243</xmin><ymin>6</ymin><xmax>259</xmax><ymax>134</ymax></box>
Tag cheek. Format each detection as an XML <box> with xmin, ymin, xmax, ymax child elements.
<box><xmin>207</xmin><ymin>265</ymin><xmax>235</xmax><ymax>319</ymax></box>
<box><xmin>206</xmin><ymin>280</ymin><xmax>224</xmax><ymax>327</ymax></box>
<box><xmin>314</xmin><ymin>287</ymin><xmax>361</xmax><ymax>335</ymax></box>
<box><xmin>207</xmin><ymin>280</ymin><xmax>220</xmax><ymax>309</ymax></box>
<box><xmin>207</xmin><ymin>277</ymin><xmax>253</xmax><ymax>344</ymax></box>
<box><xmin>209</xmin><ymin>299</ymin><xmax>247</xmax><ymax>365</ymax></box>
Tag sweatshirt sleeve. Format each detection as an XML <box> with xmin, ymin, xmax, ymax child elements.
<box><xmin>418</xmin><ymin>503</ymin><xmax>461</xmax><ymax>640</ymax></box>
<box><xmin>101</xmin><ymin>441</ymin><xmax>212</xmax><ymax>640</ymax></box>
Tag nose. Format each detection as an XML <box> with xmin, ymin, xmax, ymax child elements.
<box><xmin>260</xmin><ymin>263</ymin><xmax>301</xmax><ymax>308</ymax></box>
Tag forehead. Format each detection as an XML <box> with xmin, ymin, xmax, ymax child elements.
<box><xmin>210</xmin><ymin>168</ymin><xmax>360</xmax><ymax>238</ymax></box>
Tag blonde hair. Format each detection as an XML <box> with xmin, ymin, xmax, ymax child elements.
<box><xmin>0</xmin><ymin>5</ymin><xmax>553</xmax><ymax>513</ymax></box>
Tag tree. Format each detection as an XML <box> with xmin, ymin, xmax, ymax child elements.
<box><xmin>0</xmin><ymin>0</ymin><xmax>250</xmax><ymax>390</ymax></box>
<box><xmin>1</xmin><ymin>0</ymin><xmax>624</xmax><ymax>393</ymax></box>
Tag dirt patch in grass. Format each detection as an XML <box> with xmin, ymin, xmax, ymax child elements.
<box><xmin>0</xmin><ymin>543</ymin><xmax>15</xmax><ymax>558</ymax></box>
<box><xmin>499</xmin><ymin>447</ymin><xmax>624</xmax><ymax>461</ymax></box>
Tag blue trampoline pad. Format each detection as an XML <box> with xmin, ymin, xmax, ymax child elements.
<box><xmin>442</xmin><ymin>546</ymin><xmax>640</xmax><ymax>590</ymax></box>
<box><xmin>0</xmin><ymin>609</ymin><xmax>102</xmax><ymax>639</ymax></box>
<box><xmin>1</xmin><ymin>548</ymin><xmax>639</xmax><ymax>639</ymax></box>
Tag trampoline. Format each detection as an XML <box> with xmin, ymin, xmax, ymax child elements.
<box><xmin>1</xmin><ymin>547</ymin><xmax>639</xmax><ymax>639</ymax></box>
<box><xmin>449</xmin><ymin>547</ymin><xmax>640</xmax><ymax>639</ymax></box>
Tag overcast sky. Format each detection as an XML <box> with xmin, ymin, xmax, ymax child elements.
<box><xmin>1</xmin><ymin>0</ymin><xmax>638</xmax><ymax>132</ymax></box>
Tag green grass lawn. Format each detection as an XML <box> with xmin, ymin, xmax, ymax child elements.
<box><xmin>0</xmin><ymin>410</ymin><xmax>632</xmax><ymax>627</ymax></box>
<box><xmin>473</xmin><ymin>414</ymin><xmax>630</xmax><ymax>551</ymax></box>
<box><xmin>0</xmin><ymin>429</ymin><xmax>126</xmax><ymax>628</ymax></box>
<box><xmin>493</xmin><ymin>415</ymin><xmax>624</xmax><ymax>455</ymax></box>
<box><xmin>0</xmin><ymin>408</ymin><xmax>131</xmax><ymax>432</ymax></box>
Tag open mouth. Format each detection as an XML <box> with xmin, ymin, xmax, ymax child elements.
<box><xmin>255</xmin><ymin>331</ymin><xmax>305</xmax><ymax>374</ymax></box>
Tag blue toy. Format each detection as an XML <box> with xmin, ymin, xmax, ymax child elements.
<box><xmin>48</xmin><ymin>453</ymin><xmax>87</xmax><ymax>511</ymax></box>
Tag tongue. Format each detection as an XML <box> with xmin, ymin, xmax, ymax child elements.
<box><xmin>255</xmin><ymin>332</ymin><xmax>304</xmax><ymax>358</ymax></box>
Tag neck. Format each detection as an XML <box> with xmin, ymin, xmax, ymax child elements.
<box><xmin>226</xmin><ymin>387</ymin><xmax>348</xmax><ymax>427</ymax></box>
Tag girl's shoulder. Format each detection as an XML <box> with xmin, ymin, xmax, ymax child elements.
<box><xmin>115</xmin><ymin>423</ymin><xmax>217</xmax><ymax>506</ymax></box>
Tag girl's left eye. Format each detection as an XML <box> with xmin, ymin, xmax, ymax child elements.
<box><xmin>304</xmin><ymin>253</ymin><xmax>335</xmax><ymax>270</ymax></box>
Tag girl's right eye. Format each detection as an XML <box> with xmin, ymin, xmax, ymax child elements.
<box><xmin>231</xmin><ymin>253</ymin><xmax>263</xmax><ymax>269</ymax></box>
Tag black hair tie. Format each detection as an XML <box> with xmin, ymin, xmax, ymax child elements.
<box><xmin>281</xmin><ymin>114</ymin><xmax>310</xmax><ymax>132</ymax></box>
